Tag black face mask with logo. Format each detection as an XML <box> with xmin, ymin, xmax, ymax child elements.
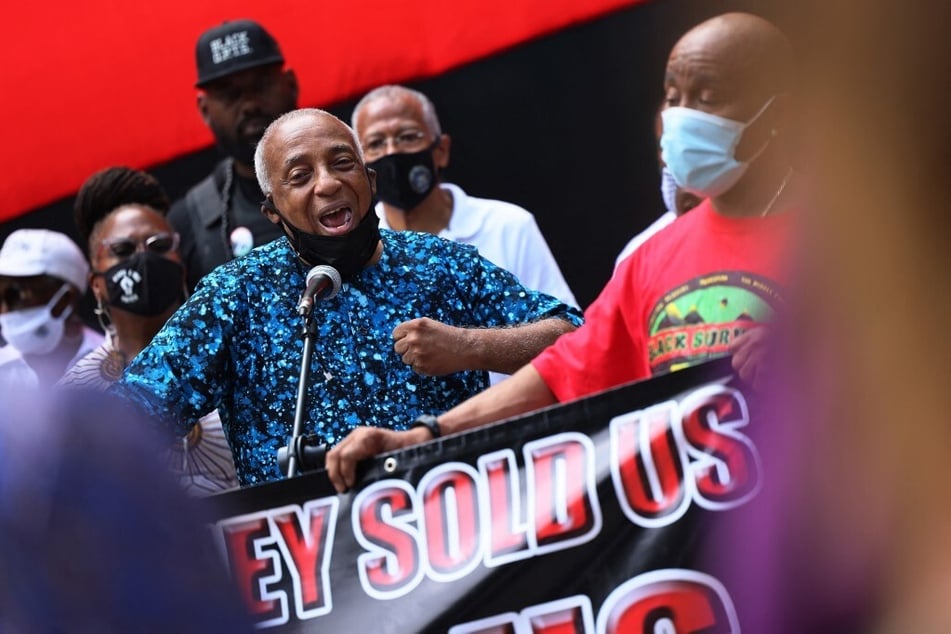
<box><xmin>98</xmin><ymin>252</ymin><xmax>185</xmax><ymax>317</ymax></box>
<box><xmin>265</xmin><ymin>198</ymin><xmax>381</xmax><ymax>282</ymax></box>
<box><xmin>366</xmin><ymin>140</ymin><xmax>440</xmax><ymax>211</ymax></box>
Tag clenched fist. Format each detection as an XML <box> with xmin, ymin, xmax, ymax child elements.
<box><xmin>392</xmin><ymin>317</ymin><xmax>474</xmax><ymax>376</ymax></box>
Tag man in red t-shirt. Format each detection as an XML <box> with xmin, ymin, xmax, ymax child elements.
<box><xmin>538</xmin><ymin>197</ymin><xmax>793</xmax><ymax>402</ymax></box>
<box><xmin>326</xmin><ymin>11</ymin><xmax>798</xmax><ymax>493</ymax></box>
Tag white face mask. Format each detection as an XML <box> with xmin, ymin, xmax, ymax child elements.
<box><xmin>0</xmin><ymin>284</ymin><xmax>72</xmax><ymax>356</ymax></box>
<box><xmin>660</xmin><ymin>96</ymin><xmax>776</xmax><ymax>198</ymax></box>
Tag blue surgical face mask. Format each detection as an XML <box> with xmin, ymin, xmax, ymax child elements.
<box><xmin>660</xmin><ymin>96</ymin><xmax>776</xmax><ymax>198</ymax></box>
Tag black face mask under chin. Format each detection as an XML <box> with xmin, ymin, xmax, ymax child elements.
<box><xmin>265</xmin><ymin>199</ymin><xmax>381</xmax><ymax>282</ymax></box>
<box><xmin>366</xmin><ymin>140</ymin><xmax>440</xmax><ymax>211</ymax></box>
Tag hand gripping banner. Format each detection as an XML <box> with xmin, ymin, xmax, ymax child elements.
<box><xmin>206</xmin><ymin>357</ymin><xmax>762</xmax><ymax>632</ymax></box>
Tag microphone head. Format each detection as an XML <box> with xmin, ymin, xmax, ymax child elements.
<box><xmin>306</xmin><ymin>265</ymin><xmax>342</xmax><ymax>300</ymax></box>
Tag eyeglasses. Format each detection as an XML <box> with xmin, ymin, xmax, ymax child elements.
<box><xmin>362</xmin><ymin>130</ymin><xmax>431</xmax><ymax>160</ymax></box>
<box><xmin>100</xmin><ymin>232</ymin><xmax>180</xmax><ymax>259</ymax></box>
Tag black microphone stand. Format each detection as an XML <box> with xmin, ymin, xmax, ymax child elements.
<box><xmin>277</xmin><ymin>311</ymin><xmax>327</xmax><ymax>478</ymax></box>
<box><xmin>278</xmin><ymin>265</ymin><xmax>341</xmax><ymax>478</ymax></box>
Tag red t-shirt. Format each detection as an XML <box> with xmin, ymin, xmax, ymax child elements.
<box><xmin>533</xmin><ymin>199</ymin><xmax>794</xmax><ymax>402</ymax></box>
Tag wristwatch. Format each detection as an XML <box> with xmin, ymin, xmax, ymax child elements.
<box><xmin>410</xmin><ymin>414</ymin><xmax>442</xmax><ymax>439</ymax></box>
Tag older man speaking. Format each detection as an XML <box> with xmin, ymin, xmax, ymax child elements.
<box><xmin>114</xmin><ymin>108</ymin><xmax>581</xmax><ymax>486</ymax></box>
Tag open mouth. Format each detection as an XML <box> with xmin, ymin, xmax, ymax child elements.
<box><xmin>318</xmin><ymin>205</ymin><xmax>354</xmax><ymax>234</ymax></box>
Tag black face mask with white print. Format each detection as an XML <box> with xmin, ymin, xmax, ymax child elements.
<box><xmin>97</xmin><ymin>252</ymin><xmax>184</xmax><ymax>317</ymax></box>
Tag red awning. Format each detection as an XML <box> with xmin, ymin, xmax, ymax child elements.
<box><xmin>0</xmin><ymin>0</ymin><xmax>643</xmax><ymax>222</ymax></box>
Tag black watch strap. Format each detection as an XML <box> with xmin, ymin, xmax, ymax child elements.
<box><xmin>410</xmin><ymin>414</ymin><xmax>441</xmax><ymax>439</ymax></box>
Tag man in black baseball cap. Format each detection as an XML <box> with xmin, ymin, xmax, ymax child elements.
<box><xmin>168</xmin><ymin>19</ymin><xmax>299</xmax><ymax>291</ymax></box>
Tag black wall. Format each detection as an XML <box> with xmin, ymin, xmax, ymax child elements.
<box><xmin>2</xmin><ymin>0</ymin><xmax>783</xmax><ymax>311</ymax></box>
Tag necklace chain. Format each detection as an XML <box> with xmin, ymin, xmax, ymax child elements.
<box><xmin>761</xmin><ymin>168</ymin><xmax>795</xmax><ymax>217</ymax></box>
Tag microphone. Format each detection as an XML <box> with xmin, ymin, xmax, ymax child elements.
<box><xmin>297</xmin><ymin>265</ymin><xmax>342</xmax><ymax>316</ymax></box>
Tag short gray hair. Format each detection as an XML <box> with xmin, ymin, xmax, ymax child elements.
<box><xmin>254</xmin><ymin>108</ymin><xmax>365</xmax><ymax>196</ymax></box>
<box><xmin>350</xmin><ymin>85</ymin><xmax>442</xmax><ymax>137</ymax></box>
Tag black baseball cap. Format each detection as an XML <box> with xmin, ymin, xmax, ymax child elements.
<box><xmin>195</xmin><ymin>19</ymin><xmax>284</xmax><ymax>87</ymax></box>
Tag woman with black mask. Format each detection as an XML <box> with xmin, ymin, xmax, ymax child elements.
<box><xmin>60</xmin><ymin>167</ymin><xmax>238</xmax><ymax>496</ymax></box>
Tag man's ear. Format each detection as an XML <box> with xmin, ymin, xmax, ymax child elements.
<box><xmin>197</xmin><ymin>92</ymin><xmax>211</xmax><ymax>127</ymax></box>
<box><xmin>736</xmin><ymin>93</ymin><xmax>791</xmax><ymax>161</ymax></box>
<box><xmin>261</xmin><ymin>197</ymin><xmax>282</xmax><ymax>225</ymax></box>
<box><xmin>284</xmin><ymin>68</ymin><xmax>300</xmax><ymax>106</ymax></box>
<box><xmin>366</xmin><ymin>167</ymin><xmax>377</xmax><ymax>196</ymax></box>
<box><xmin>770</xmin><ymin>92</ymin><xmax>791</xmax><ymax>135</ymax></box>
<box><xmin>433</xmin><ymin>133</ymin><xmax>451</xmax><ymax>171</ymax></box>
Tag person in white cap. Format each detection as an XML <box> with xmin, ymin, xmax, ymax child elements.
<box><xmin>0</xmin><ymin>229</ymin><xmax>103</xmax><ymax>388</ymax></box>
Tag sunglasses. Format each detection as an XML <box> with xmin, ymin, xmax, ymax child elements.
<box><xmin>0</xmin><ymin>276</ymin><xmax>61</xmax><ymax>310</ymax></box>
<box><xmin>100</xmin><ymin>232</ymin><xmax>180</xmax><ymax>259</ymax></box>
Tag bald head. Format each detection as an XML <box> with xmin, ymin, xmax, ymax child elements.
<box><xmin>670</xmin><ymin>13</ymin><xmax>794</xmax><ymax>100</ymax></box>
<box><xmin>351</xmin><ymin>85</ymin><xmax>442</xmax><ymax>137</ymax></box>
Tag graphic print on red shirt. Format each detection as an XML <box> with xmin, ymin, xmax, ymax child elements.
<box><xmin>646</xmin><ymin>271</ymin><xmax>784</xmax><ymax>375</ymax></box>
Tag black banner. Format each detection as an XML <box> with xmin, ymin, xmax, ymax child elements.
<box><xmin>207</xmin><ymin>358</ymin><xmax>757</xmax><ymax>632</ymax></box>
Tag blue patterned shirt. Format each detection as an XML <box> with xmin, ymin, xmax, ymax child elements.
<box><xmin>114</xmin><ymin>231</ymin><xmax>583</xmax><ymax>486</ymax></box>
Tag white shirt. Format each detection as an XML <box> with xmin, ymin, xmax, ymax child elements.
<box><xmin>614</xmin><ymin>211</ymin><xmax>678</xmax><ymax>272</ymax></box>
<box><xmin>378</xmin><ymin>183</ymin><xmax>578</xmax><ymax>384</ymax></box>
<box><xmin>0</xmin><ymin>326</ymin><xmax>103</xmax><ymax>389</ymax></box>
